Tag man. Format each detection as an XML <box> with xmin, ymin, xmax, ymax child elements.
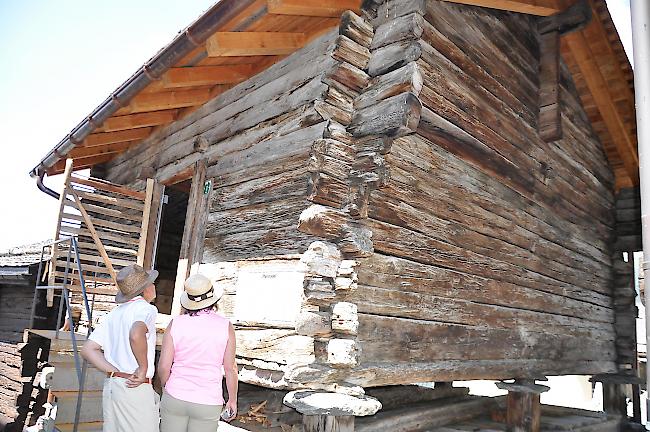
<box><xmin>81</xmin><ymin>264</ymin><xmax>159</xmax><ymax>432</ymax></box>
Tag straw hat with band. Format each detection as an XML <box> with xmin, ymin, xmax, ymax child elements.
<box><xmin>115</xmin><ymin>265</ymin><xmax>159</xmax><ymax>303</ymax></box>
<box><xmin>181</xmin><ymin>274</ymin><xmax>223</xmax><ymax>311</ymax></box>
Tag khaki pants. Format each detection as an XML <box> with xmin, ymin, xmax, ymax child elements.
<box><xmin>102</xmin><ymin>377</ymin><xmax>159</xmax><ymax>432</ymax></box>
<box><xmin>160</xmin><ymin>392</ymin><xmax>222</xmax><ymax>432</ymax></box>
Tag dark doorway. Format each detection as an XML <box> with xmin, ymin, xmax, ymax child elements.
<box><xmin>152</xmin><ymin>181</ymin><xmax>190</xmax><ymax>314</ymax></box>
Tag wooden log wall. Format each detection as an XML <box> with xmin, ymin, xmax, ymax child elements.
<box><xmin>296</xmin><ymin>0</ymin><xmax>619</xmax><ymax>388</ymax></box>
<box><xmin>356</xmin><ymin>0</ymin><xmax>616</xmax><ymax>383</ymax></box>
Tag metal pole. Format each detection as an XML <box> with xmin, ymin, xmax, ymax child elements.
<box><xmin>631</xmin><ymin>0</ymin><xmax>650</xmax><ymax>422</ymax></box>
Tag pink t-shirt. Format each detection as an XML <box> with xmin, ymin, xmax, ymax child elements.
<box><xmin>165</xmin><ymin>311</ymin><xmax>230</xmax><ymax>405</ymax></box>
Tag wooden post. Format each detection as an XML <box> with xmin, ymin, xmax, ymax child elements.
<box><xmin>48</xmin><ymin>159</ymin><xmax>75</xmax><ymax>306</ymax></box>
<box><xmin>171</xmin><ymin>160</ymin><xmax>210</xmax><ymax>316</ymax></box>
<box><xmin>304</xmin><ymin>415</ymin><xmax>354</xmax><ymax>432</ymax></box>
<box><xmin>496</xmin><ymin>379</ymin><xmax>549</xmax><ymax>432</ymax></box>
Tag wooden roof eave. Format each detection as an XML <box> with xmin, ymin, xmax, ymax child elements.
<box><xmin>29</xmin><ymin>0</ymin><xmax>260</xmax><ymax>178</ymax></box>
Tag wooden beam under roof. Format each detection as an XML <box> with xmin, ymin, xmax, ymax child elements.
<box><xmin>206</xmin><ymin>32</ymin><xmax>306</xmax><ymax>56</ymax></box>
<box><xmin>83</xmin><ymin>127</ymin><xmax>152</xmax><ymax>147</ymax></box>
<box><xmin>69</xmin><ymin>141</ymin><xmax>138</xmax><ymax>159</ymax></box>
<box><xmin>49</xmin><ymin>153</ymin><xmax>117</xmax><ymax>175</ymax></box>
<box><xmin>267</xmin><ymin>0</ymin><xmax>361</xmax><ymax>17</ymax></box>
<box><xmin>117</xmin><ymin>88</ymin><xmax>212</xmax><ymax>115</ymax></box>
<box><xmin>563</xmin><ymin>30</ymin><xmax>639</xmax><ymax>183</ymax></box>
<box><xmin>440</xmin><ymin>0</ymin><xmax>560</xmax><ymax>15</ymax></box>
<box><xmin>99</xmin><ymin>111</ymin><xmax>178</xmax><ymax>132</ymax></box>
<box><xmin>162</xmin><ymin>65</ymin><xmax>254</xmax><ymax>88</ymax></box>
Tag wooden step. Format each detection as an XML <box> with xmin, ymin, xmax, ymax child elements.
<box><xmin>55</xmin><ymin>421</ymin><xmax>103</xmax><ymax>431</ymax></box>
<box><xmin>55</xmin><ymin>391</ymin><xmax>103</xmax><ymax>424</ymax></box>
<box><xmin>49</xmin><ymin>363</ymin><xmax>106</xmax><ymax>392</ymax></box>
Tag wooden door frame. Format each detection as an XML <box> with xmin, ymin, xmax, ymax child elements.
<box><xmin>167</xmin><ymin>160</ymin><xmax>213</xmax><ymax>315</ymax></box>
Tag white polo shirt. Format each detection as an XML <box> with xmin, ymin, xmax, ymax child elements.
<box><xmin>88</xmin><ymin>296</ymin><xmax>157</xmax><ymax>378</ymax></box>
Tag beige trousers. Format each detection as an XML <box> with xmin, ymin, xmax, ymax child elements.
<box><xmin>102</xmin><ymin>377</ymin><xmax>160</xmax><ymax>432</ymax></box>
<box><xmin>160</xmin><ymin>391</ymin><xmax>222</xmax><ymax>432</ymax></box>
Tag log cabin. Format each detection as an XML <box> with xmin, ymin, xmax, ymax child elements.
<box><xmin>26</xmin><ymin>0</ymin><xmax>641</xmax><ymax>430</ymax></box>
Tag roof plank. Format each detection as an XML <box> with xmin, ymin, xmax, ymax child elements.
<box><xmin>206</xmin><ymin>32</ymin><xmax>307</xmax><ymax>56</ymax></box>
<box><xmin>83</xmin><ymin>128</ymin><xmax>152</xmax><ymax>147</ymax></box>
<box><xmin>162</xmin><ymin>65</ymin><xmax>254</xmax><ymax>88</ymax></box>
<box><xmin>99</xmin><ymin>111</ymin><xmax>178</xmax><ymax>132</ymax></box>
<box><xmin>267</xmin><ymin>0</ymin><xmax>362</xmax><ymax>17</ymax></box>
<box><xmin>440</xmin><ymin>0</ymin><xmax>560</xmax><ymax>15</ymax></box>
<box><xmin>69</xmin><ymin>141</ymin><xmax>138</xmax><ymax>159</ymax></box>
<box><xmin>119</xmin><ymin>89</ymin><xmax>212</xmax><ymax>114</ymax></box>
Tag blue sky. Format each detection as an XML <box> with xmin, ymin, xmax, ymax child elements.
<box><xmin>0</xmin><ymin>0</ymin><xmax>634</xmax><ymax>251</ymax></box>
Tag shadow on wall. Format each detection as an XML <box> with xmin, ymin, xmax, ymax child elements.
<box><xmin>4</xmin><ymin>338</ymin><xmax>51</xmax><ymax>432</ymax></box>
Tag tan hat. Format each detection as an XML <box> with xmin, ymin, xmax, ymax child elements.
<box><xmin>115</xmin><ymin>265</ymin><xmax>158</xmax><ymax>303</ymax></box>
<box><xmin>180</xmin><ymin>274</ymin><xmax>223</xmax><ymax>311</ymax></box>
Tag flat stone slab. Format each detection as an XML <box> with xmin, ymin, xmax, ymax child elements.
<box><xmin>284</xmin><ymin>390</ymin><xmax>382</xmax><ymax>416</ymax></box>
<box><xmin>496</xmin><ymin>381</ymin><xmax>550</xmax><ymax>394</ymax></box>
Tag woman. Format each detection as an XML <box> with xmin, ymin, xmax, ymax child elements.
<box><xmin>158</xmin><ymin>274</ymin><xmax>238</xmax><ymax>432</ymax></box>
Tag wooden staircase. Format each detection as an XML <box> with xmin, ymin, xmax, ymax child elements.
<box><xmin>29</xmin><ymin>330</ymin><xmax>105</xmax><ymax>431</ymax></box>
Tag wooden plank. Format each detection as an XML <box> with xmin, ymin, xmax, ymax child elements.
<box><xmin>53</xmin><ymin>259</ymin><xmax>118</xmax><ymax>276</ymax></box>
<box><xmin>68</xmin><ymin>188</ymin><xmax>118</xmax><ymax>285</ymax></box>
<box><xmin>440</xmin><ymin>0</ymin><xmax>559</xmax><ymax>16</ymax></box>
<box><xmin>48</xmin><ymin>154</ymin><xmax>117</xmax><ymax>175</ymax></box>
<box><xmin>49</xmin><ymin>158</ymin><xmax>74</xmax><ymax>306</ymax></box>
<box><xmin>82</xmin><ymin>128</ymin><xmax>152</xmax><ymax>147</ymax></box>
<box><xmin>61</xmin><ymin>212</ymin><xmax>141</xmax><ymax>234</ymax></box>
<box><xmin>137</xmin><ymin>179</ymin><xmax>155</xmax><ymax>266</ymax></box>
<box><xmin>99</xmin><ymin>110</ymin><xmax>178</xmax><ymax>132</ymax></box>
<box><xmin>64</xmin><ymin>252</ymin><xmax>134</xmax><ymax>267</ymax></box>
<box><xmin>63</xmin><ymin>198</ymin><xmax>142</xmax><ymax>223</ymax></box>
<box><xmin>162</xmin><ymin>65</ymin><xmax>254</xmax><ymax>88</ymax></box>
<box><xmin>267</xmin><ymin>0</ymin><xmax>361</xmax><ymax>17</ymax></box>
<box><xmin>70</xmin><ymin>176</ymin><xmax>146</xmax><ymax>200</ymax></box>
<box><xmin>69</xmin><ymin>141</ymin><xmax>136</xmax><ymax>159</ymax></box>
<box><xmin>74</xmin><ymin>190</ymin><xmax>144</xmax><ymax>211</ymax></box>
<box><xmin>76</xmin><ymin>241</ymin><xmax>138</xmax><ymax>257</ymax></box>
<box><xmin>206</xmin><ymin>32</ymin><xmax>307</xmax><ymax>57</ymax></box>
<box><xmin>122</xmin><ymin>88</ymin><xmax>212</xmax><ymax>114</ymax></box>
<box><xmin>142</xmin><ymin>182</ymin><xmax>164</xmax><ymax>270</ymax></box>
<box><xmin>60</xmin><ymin>226</ymin><xmax>140</xmax><ymax>247</ymax></box>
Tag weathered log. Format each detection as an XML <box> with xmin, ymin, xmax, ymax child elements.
<box><xmin>373</xmin><ymin>0</ymin><xmax>426</xmax><ymax>26</ymax></box>
<box><xmin>332</xmin><ymin>35</ymin><xmax>371</xmax><ymax>70</ymax></box>
<box><xmin>355</xmin><ymin>62</ymin><xmax>423</xmax><ymax>109</ymax></box>
<box><xmin>339</xmin><ymin>11</ymin><xmax>373</xmax><ymax>48</ymax></box>
<box><xmin>367</xmin><ymin>40</ymin><xmax>422</xmax><ymax>77</ymax></box>
<box><xmin>365</xmin><ymin>384</ymin><xmax>470</xmax><ymax>411</ymax></box>
<box><xmin>349</xmin><ymin>92</ymin><xmax>421</xmax><ymax>137</ymax></box>
<box><xmin>355</xmin><ymin>253</ymin><xmax>613</xmax><ymax>323</ymax></box>
<box><xmin>324</xmin><ymin>62</ymin><xmax>370</xmax><ymax>94</ymax></box>
<box><xmin>371</xmin><ymin>13</ymin><xmax>424</xmax><ymax>50</ymax></box>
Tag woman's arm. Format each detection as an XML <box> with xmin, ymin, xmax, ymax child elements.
<box><xmin>223</xmin><ymin>322</ymin><xmax>238</xmax><ymax>418</ymax></box>
<box><xmin>157</xmin><ymin>321</ymin><xmax>174</xmax><ymax>388</ymax></box>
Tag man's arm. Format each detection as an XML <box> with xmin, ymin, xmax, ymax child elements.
<box><xmin>127</xmin><ymin>321</ymin><xmax>149</xmax><ymax>388</ymax></box>
<box><xmin>223</xmin><ymin>322</ymin><xmax>238</xmax><ymax>420</ymax></box>
<box><xmin>81</xmin><ymin>340</ymin><xmax>118</xmax><ymax>374</ymax></box>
